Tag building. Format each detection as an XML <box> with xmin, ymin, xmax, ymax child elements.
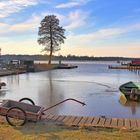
<box><xmin>130</xmin><ymin>60</ymin><xmax>140</xmax><ymax>66</ymax></box>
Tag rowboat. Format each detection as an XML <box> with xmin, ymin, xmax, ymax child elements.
<box><xmin>119</xmin><ymin>81</ymin><xmax>140</xmax><ymax>101</ymax></box>
<box><xmin>0</xmin><ymin>82</ymin><xmax>6</xmax><ymax>89</ymax></box>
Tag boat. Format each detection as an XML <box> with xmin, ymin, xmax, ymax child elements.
<box><xmin>0</xmin><ymin>82</ymin><xmax>6</xmax><ymax>89</ymax></box>
<box><xmin>57</xmin><ymin>64</ymin><xmax>78</xmax><ymax>69</ymax></box>
<box><xmin>119</xmin><ymin>81</ymin><xmax>140</xmax><ymax>101</ymax></box>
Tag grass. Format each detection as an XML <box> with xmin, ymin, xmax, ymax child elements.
<box><xmin>0</xmin><ymin>117</ymin><xmax>140</xmax><ymax>140</ymax></box>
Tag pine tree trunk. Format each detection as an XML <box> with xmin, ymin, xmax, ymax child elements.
<box><xmin>48</xmin><ymin>25</ymin><xmax>53</xmax><ymax>65</ymax></box>
<box><xmin>48</xmin><ymin>49</ymin><xmax>52</xmax><ymax>65</ymax></box>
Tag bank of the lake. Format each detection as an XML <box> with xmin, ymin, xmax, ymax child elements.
<box><xmin>0</xmin><ymin>117</ymin><xmax>140</xmax><ymax>140</ymax></box>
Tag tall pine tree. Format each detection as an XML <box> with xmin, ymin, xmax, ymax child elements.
<box><xmin>38</xmin><ymin>15</ymin><xmax>66</xmax><ymax>64</ymax></box>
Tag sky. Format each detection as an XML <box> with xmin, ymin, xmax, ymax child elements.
<box><xmin>0</xmin><ymin>0</ymin><xmax>140</xmax><ymax>57</ymax></box>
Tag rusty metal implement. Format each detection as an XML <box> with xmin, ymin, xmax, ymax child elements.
<box><xmin>0</xmin><ymin>98</ymin><xmax>86</xmax><ymax>126</ymax></box>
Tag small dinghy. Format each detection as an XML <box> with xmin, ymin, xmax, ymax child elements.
<box><xmin>0</xmin><ymin>82</ymin><xmax>6</xmax><ymax>89</ymax></box>
<box><xmin>119</xmin><ymin>81</ymin><xmax>140</xmax><ymax>101</ymax></box>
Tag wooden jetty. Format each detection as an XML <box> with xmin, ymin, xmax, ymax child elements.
<box><xmin>34</xmin><ymin>64</ymin><xmax>78</xmax><ymax>71</ymax></box>
<box><xmin>108</xmin><ymin>65</ymin><xmax>140</xmax><ymax>70</ymax></box>
<box><xmin>0</xmin><ymin>69</ymin><xmax>26</xmax><ymax>77</ymax></box>
<box><xmin>43</xmin><ymin>114</ymin><xmax>140</xmax><ymax>130</ymax></box>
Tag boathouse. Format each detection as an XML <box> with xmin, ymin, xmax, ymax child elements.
<box><xmin>130</xmin><ymin>60</ymin><xmax>140</xmax><ymax>66</ymax></box>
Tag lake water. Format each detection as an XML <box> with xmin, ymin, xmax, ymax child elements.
<box><xmin>0</xmin><ymin>61</ymin><xmax>140</xmax><ymax>118</ymax></box>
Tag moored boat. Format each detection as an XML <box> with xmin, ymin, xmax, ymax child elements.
<box><xmin>0</xmin><ymin>82</ymin><xmax>6</xmax><ymax>89</ymax></box>
<box><xmin>57</xmin><ymin>64</ymin><xmax>78</xmax><ymax>69</ymax></box>
<box><xmin>119</xmin><ymin>81</ymin><xmax>140</xmax><ymax>101</ymax></box>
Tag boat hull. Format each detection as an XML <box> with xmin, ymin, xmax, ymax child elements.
<box><xmin>119</xmin><ymin>81</ymin><xmax>140</xmax><ymax>101</ymax></box>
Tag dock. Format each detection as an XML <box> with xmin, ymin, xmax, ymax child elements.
<box><xmin>108</xmin><ymin>65</ymin><xmax>140</xmax><ymax>70</ymax></box>
<box><xmin>34</xmin><ymin>64</ymin><xmax>78</xmax><ymax>71</ymax></box>
<box><xmin>43</xmin><ymin>114</ymin><xmax>140</xmax><ymax>130</ymax></box>
<box><xmin>0</xmin><ymin>69</ymin><xmax>26</xmax><ymax>77</ymax></box>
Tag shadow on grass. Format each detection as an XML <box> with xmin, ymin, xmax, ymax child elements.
<box><xmin>13</xmin><ymin>121</ymin><xmax>118</xmax><ymax>138</ymax></box>
<box><xmin>13</xmin><ymin>121</ymin><xmax>78</xmax><ymax>140</ymax></box>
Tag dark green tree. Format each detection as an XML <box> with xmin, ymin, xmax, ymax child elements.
<box><xmin>38</xmin><ymin>15</ymin><xmax>66</xmax><ymax>64</ymax></box>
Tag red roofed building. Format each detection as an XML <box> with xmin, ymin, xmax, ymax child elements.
<box><xmin>130</xmin><ymin>60</ymin><xmax>140</xmax><ymax>66</ymax></box>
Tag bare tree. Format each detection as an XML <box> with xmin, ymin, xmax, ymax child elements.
<box><xmin>38</xmin><ymin>15</ymin><xmax>66</xmax><ymax>64</ymax></box>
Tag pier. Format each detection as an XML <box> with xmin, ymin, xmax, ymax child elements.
<box><xmin>43</xmin><ymin>114</ymin><xmax>140</xmax><ymax>130</ymax></box>
<box><xmin>34</xmin><ymin>64</ymin><xmax>78</xmax><ymax>71</ymax></box>
<box><xmin>108</xmin><ymin>65</ymin><xmax>140</xmax><ymax>70</ymax></box>
<box><xmin>0</xmin><ymin>69</ymin><xmax>26</xmax><ymax>77</ymax></box>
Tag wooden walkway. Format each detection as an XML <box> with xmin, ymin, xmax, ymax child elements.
<box><xmin>0</xmin><ymin>69</ymin><xmax>26</xmax><ymax>77</ymax></box>
<box><xmin>43</xmin><ymin>114</ymin><xmax>140</xmax><ymax>130</ymax></box>
<box><xmin>108</xmin><ymin>65</ymin><xmax>140</xmax><ymax>70</ymax></box>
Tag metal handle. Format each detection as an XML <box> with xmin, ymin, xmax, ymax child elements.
<box><xmin>42</xmin><ymin>98</ymin><xmax>86</xmax><ymax>113</ymax></box>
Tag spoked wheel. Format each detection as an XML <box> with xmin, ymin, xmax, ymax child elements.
<box><xmin>6</xmin><ymin>107</ymin><xmax>27</xmax><ymax>126</ymax></box>
<box><xmin>19</xmin><ymin>98</ymin><xmax>35</xmax><ymax>105</ymax></box>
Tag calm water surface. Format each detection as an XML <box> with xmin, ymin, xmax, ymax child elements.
<box><xmin>0</xmin><ymin>61</ymin><xmax>140</xmax><ymax>118</ymax></box>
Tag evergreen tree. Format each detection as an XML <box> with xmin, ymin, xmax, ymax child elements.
<box><xmin>38</xmin><ymin>15</ymin><xmax>66</xmax><ymax>64</ymax></box>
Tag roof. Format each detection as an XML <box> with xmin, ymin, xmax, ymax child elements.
<box><xmin>120</xmin><ymin>81</ymin><xmax>140</xmax><ymax>89</ymax></box>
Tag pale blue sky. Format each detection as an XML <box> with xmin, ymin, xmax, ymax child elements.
<box><xmin>0</xmin><ymin>0</ymin><xmax>140</xmax><ymax>57</ymax></box>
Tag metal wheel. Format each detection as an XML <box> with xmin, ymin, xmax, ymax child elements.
<box><xmin>19</xmin><ymin>98</ymin><xmax>35</xmax><ymax>105</ymax></box>
<box><xmin>6</xmin><ymin>107</ymin><xmax>27</xmax><ymax>126</ymax></box>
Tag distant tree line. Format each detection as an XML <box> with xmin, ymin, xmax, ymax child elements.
<box><xmin>1</xmin><ymin>54</ymin><xmax>139</xmax><ymax>62</ymax></box>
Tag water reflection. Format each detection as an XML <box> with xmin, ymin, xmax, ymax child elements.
<box><xmin>0</xmin><ymin>89</ymin><xmax>7</xmax><ymax>97</ymax></box>
<box><xmin>129</xmin><ymin>69</ymin><xmax>140</xmax><ymax>78</ymax></box>
<box><xmin>123</xmin><ymin>101</ymin><xmax>140</xmax><ymax>115</ymax></box>
<box><xmin>7</xmin><ymin>75</ymin><xmax>20</xmax><ymax>86</ymax></box>
<box><xmin>38</xmin><ymin>71</ymin><xmax>64</xmax><ymax>114</ymax></box>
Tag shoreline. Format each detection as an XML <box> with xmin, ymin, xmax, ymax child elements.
<box><xmin>0</xmin><ymin>63</ymin><xmax>78</xmax><ymax>77</ymax></box>
<box><xmin>0</xmin><ymin>116</ymin><xmax>139</xmax><ymax>140</ymax></box>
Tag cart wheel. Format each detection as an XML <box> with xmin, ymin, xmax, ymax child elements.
<box><xmin>6</xmin><ymin>107</ymin><xmax>27</xmax><ymax>126</ymax></box>
<box><xmin>19</xmin><ymin>98</ymin><xmax>35</xmax><ymax>105</ymax></box>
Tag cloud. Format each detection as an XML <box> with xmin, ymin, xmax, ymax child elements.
<box><xmin>0</xmin><ymin>0</ymin><xmax>39</xmax><ymax>18</ymax></box>
<box><xmin>0</xmin><ymin>38</ymin><xmax>42</xmax><ymax>55</ymax></box>
<box><xmin>0</xmin><ymin>12</ymin><xmax>64</xmax><ymax>38</ymax></box>
<box><xmin>63</xmin><ymin>22</ymin><xmax>140</xmax><ymax>50</ymax></box>
<box><xmin>55</xmin><ymin>0</ymin><xmax>91</xmax><ymax>8</ymax></box>
<box><xmin>65</xmin><ymin>10</ymin><xmax>88</xmax><ymax>29</ymax></box>
<box><xmin>56</xmin><ymin>2</ymin><xmax>79</xmax><ymax>8</ymax></box>
<box><xmin>66</xmin><ymin>28</ymin><xmax>124</xmax><ymax>43</ymax></box>
<box><xmin>60</xmin><ymin>41</ymin><xmax>140</xmax><ymax>57</ymax></box>
<box><xmin>0</xmin><ymin>16</ymin><xmax>40</xmax><ymax>36</ymax></box>
<box><xmin>10</xmin><ymin>15</ymin><xmax>40</xmax><ymax>32</ymax></box>
<box><xmin>0</xmin><ymin>23</ymin><xmax>10</xmax><ymax>33</ymax></box>
<box><xmin>1</xmin><ymin>8</ymin><xmax>140</xmax><ymax>42</ymax></box>
<box><xmin>10</xmin><ymin>12</ymin><xmax>64</xmax><ymax>33</ymax></box>
<box><xmin>0</xmin><ymin>9</ymin><xmax>87</xmax><ymax>35</ymax></box>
